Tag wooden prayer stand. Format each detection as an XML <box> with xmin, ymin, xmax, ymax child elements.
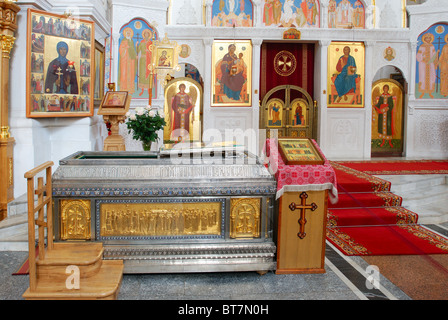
<box><xmin>98</xmin><ymin>89</ymin><xmax>131</xmax><ymax>151</ymax></box>
<box><xmin>274</xmin><ymin>138</ymin><xmax>329</xmax><ymax>274</ymax></box>
<box><xmin>276</xmin><ymin>190</ymin><xmax>328</xmax><ymax>274</ymax></box>
<box><xmin>0</xmin><ymin>0</ymin><xmax>20</xmax><ymax>221</ymax></box>
<box><xmin>102</xmin><ymin>114</ymin><xmax>127</xmax><ymax>151</ymax></box>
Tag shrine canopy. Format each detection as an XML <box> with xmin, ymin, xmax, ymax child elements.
<box><xmin>264</xmin><ymin>138</ymin><xmax>338</xmax><ymax>202</ymax></box>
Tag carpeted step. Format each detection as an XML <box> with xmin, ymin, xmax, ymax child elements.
<box><xmin>328</xmin><ymin>191</ymin><xmax>402</xmax><ymax>209</ymax></box>
<box><xmin>327</xmin><ymin>224</ymin><xmax>448</xmax><ymax>256</ymax></box>
<box><xmin>327</xmin><ymin>207</ymin><xmax>419</xmax><ymax>228</ymax></box>
<box><xmin>331</xmin><ymin>162</ymin><xmax>391</xmax><ymax>192</ymax></box>
<box><xmin>334</xmin><ymin>160</ymin><xmax>448</xmax><ymax>175</ymax></box>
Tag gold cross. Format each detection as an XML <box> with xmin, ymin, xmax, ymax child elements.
<box><xmin>288</xmin><ymin>192</ymin><xmax>318</xmax><ymax>239</ymax></box>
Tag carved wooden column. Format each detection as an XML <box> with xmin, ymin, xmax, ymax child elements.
<box><xmin>0</xmin><ymin>0</ymin><xmax>20</xmax><ymax>221</ymax></box>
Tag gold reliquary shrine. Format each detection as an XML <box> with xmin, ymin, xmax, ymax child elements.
<box><xmin>52</xmin><ymin>148</ymin><xmax>277</xmax><ymax>274</ymax></box>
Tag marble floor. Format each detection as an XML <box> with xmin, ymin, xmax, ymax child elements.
<box><xmin>1</xmin><ymin>168</ymin><xmax>447</xmax><ymax>304</ymax></box>
<box><xmin>0</xmin><ymin>243</ymin><xmax>410</xmax><ymax>301</ymax></box>
<box><xmin>2</xmin><ymin>221</ymin><xmax>448</xmax><ymax>302</ymax></box>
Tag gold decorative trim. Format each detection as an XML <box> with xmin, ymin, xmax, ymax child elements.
<box><xmin>0</xmin><ymin>34</ymin><xmax>15</xmax><ymax>57</ymax></box>
<box><xmin>8</xmin><ymin>157</ymin><xmax>12</xmax><ymax>186</ymax></box>
<box><xmin>100</xmin><ymin>201</ymin><xmax>222</xmax><ymax>237</ymax></box>
<box><xmin>0</xmin><ymin>126</ymin><xmax>10</xmax><ymax>138</ymax></box>
<box><xmin>274</xmin><ymin>50</ymin><xmax>297</xmax><ymax>77</ymax></box>
<box><xmin>60</xmin><ymin>199</ymin><xmax>91</xmax><ymax>240</ymax></box>
<box><xmin>230</xmin><ymin>198</ymin><xmax>261</xmax><ymax>239</ymax></box>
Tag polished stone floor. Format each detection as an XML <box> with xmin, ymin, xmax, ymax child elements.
<box><xmin>0</xmin><ymin>243</ymin><xmax>413</xmax><ymax>301</ymax></box>
<box><xmin>1</xmin><ymin>171</ymin><xmax>447</xmax><ymax>302</ymax></box>
<box><xmin>2</xmin><ymin>224</ymin><xmax>448</xmax><ymax>305</ymax></box>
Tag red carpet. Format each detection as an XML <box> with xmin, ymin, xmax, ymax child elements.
<box><xmin>327</xmin><ymin>162</ymin><xmax>448</xmax><ymax>256</ymax></box>
<box><xmin>335</xmin><ymin>160</ymin><xmax>448</xmax><ymax>175</ymax></box>
<box><xmin>12</xmin><ymin>247</ymin><xmax>38</xmax><ymax>275</ymax></box>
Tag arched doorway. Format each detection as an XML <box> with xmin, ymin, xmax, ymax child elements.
<box><xmin>260</xmin><ymin>85</ymin><xmax>316</xmax><ymax>139</ymax></box>
<box><xmin>163</xmin><ymin>77</ymin><xmax>203</xmax><ymax>143</ymax></box>
<box><xmin>259</xmin><ymin>42</ymin><xmax>316</xmax><ymax>139</ymax></box>
<box><xmin>371</xmin><ymin>66</ymin><xmax>406</xmax><ymax>157</ymax></box>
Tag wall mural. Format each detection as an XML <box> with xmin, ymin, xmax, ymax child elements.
<box><xmin>328</xmin><ymin>0</ymin><xmax>365</xmax><ymax>29</ymax></box>
<box><xmin>117</xmin><ymin>18</ymin><xmax>158</xmax><ymax>100</ymax></box>
<box><xmin>262</xmin><ymin>0</ymin><xmax>320</xmax><ymax>28</ymax></box>
<box><xmin>416</xmin><ymin>22</ymin><xmax>448</xmax><ymax>99</ymax></box>
<box><xmin>212</xmin><ymin>0</ymin><xmax>254</xmax><ymax>27</ymax></box>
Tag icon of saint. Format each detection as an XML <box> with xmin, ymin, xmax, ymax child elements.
<box><xmin>45</xmin><ymin>41</ymin><xmax>79</xmax><ymax>94</ymax></box>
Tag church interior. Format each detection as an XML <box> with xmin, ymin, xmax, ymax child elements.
<box><xmin>0</xmin><ymin>0</ymin><xmax>447</xmax><ymax>302</ymax></box>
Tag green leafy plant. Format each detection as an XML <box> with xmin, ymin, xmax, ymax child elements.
<box><xmin>126</xmin><ymin>106</ymin><xmax>166</xmax><ymax>150</ymax></box>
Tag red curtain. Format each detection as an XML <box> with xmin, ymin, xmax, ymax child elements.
<box><xmin>260</xmin><ymin>43</ymin><xmax>315</xmax><ymax>101</ymax></box>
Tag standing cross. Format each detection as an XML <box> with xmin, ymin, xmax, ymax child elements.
<box><xmin>288</xmin><ymin>192</ymin><xmax>318</xmax><ymax>239</ymax></box>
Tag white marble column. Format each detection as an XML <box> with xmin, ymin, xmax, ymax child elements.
<box><xmin>252</xmin><ymin>38</ymin><xmax>263</xmax><ymax>155</ymax></box>
<box><xmin>253</xmin><ymin>0</ymin><xmax>263</xmax><ymax>27</ymax></box>
<box><xmin>205</xmin><ymin>0</ymin><xmax>212</xmax><ymax>27</ymax></box>
<box><xmin>320</xmin><ymin>1</ymin><xmax>328</xmax><ymax>29</ymax></box>
<box><xmin>405</xmin><ymin>41</ymin><xmax>418</xmax><ymax>156</ymax></box>
<box><xmin>363</xmin><ymin>40</ymin><xmax>376</xmax><ymax>159</ymax></box>
<box><xmin>408</xmin><ymin>41</ymin><xmax>418</xmax><ymax>116</ymax></box>
<box><xmin>202</xmin><ymin>37</ymin><xmax>213</xmax><ymax>133</ymax></box>
<box><xmin>317</xmin><ymin>40</ymin><xmax>330</xmax><ymax>152</ymax></box>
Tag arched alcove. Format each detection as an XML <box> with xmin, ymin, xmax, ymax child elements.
<box><xmin>371</xmin><ymin>66</ymin><xmax>406</xmax><ymax>157</ymax></box>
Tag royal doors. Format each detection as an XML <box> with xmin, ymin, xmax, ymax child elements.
<box><xmin>260</xmin><ymin>85</ymin><xmax>316</xmax><ymax>139</ymax></box>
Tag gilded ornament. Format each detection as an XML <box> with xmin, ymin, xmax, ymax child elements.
<box><xmin>8</xmin><ymin>157</ymin><xmax>12</xmax><ymax>186</ymax></box>
<box><xmin>60</xmin><ymin>199</ymin><xmax>91</xmax><ymax>240</ymax></box>
<box><xmin>100</xmin><ymin>201</ymin><xmax>222</xmax><ymax>237</ymax></box>
<box><xmin>274</xmin><ymin>51</ymin><xmax>296</xmax><ymax>77</ymax></box>
<box><xmin>230</xmin><ymin>198</ymin><xmax>261</xmax><ymax>239</ymax></box>
<box><xmin>0</xmin><ymin>34</ymin><xmax>15</xmax><ymax>56</ymax></box>
<box><xmin>0</xmin><ymin>126</ymin><xmax>10</xmax><ymax>138</ymax></box>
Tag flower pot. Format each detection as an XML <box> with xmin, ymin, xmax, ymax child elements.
<box><xmin>142</xmin><ymin>141</ymin><xmax>153</xmax><ymax>151</ymax></box>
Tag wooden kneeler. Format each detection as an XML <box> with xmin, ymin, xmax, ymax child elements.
<box><xmin>22</xmin><ymin>161</ymin><xmax>124</xmax><ymax>300</ymax></box>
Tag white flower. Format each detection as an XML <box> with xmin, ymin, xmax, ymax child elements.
<box><xmin>149</xmin><ymin>110</ymin><xmax>155</xmax><ymax>117</ymax></box>
<box><xmin>136</xmin><ymin>107</ymin><xmax>144</xmax><ymax>116</ymax></box>
<box><xmin>146</xmin><ymin>105</ymin><xmax>152</xmax><ymax>110</ymax></box>
<box><xmin>125</xmin><ymin>111</ymin><xmax>131</xmax><ymax>117</ymax></box>
<box><xmin>130</xmin><ymin>114</ymin><xmax>137</xmax><ymax>121</ymax></box>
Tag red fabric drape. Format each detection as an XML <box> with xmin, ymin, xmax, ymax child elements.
<box><xmin>260</xmin><ymin>43</ymin><xmax>315</xmax><ymax>100</ymax></box>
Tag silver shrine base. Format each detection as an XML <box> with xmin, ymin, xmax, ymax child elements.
<box><xmin>52</xmin><ymin>149</ymin><xmax>278</xmax><ymax>274</ymax></box>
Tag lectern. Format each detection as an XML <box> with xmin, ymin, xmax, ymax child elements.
<box><xmin>265</xmin><ymin>138</ymin><xmax>337</xmax><ymax>274</ymax></box>
<box><xmin>98</xmin><ymin>91</ymin><xmax>131</xmax><ymax>151</ymax></box>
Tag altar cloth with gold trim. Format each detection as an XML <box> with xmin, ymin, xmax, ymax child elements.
<box><xmin>264</xmin><ymin>138</ymin><xmax>338</xmax><ymax>202</ymax></box>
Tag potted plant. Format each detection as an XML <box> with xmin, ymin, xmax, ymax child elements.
<box><xmin>125</xmin><ymin>105</ymin><xmax>166</xmax><ymax>151</ymax></box>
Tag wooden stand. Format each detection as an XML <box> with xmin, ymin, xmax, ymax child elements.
<box><xmin>102</xmin><ymin>115</ymin><xmax>126</xmax><ymax>151</ymax></box>
<box><xmin>0</xmin><ymin>1</ymin><xmax>20</xmax><ymax>221</ymax></box>
<box><xmin>0</xmin><ymin>136</ymin><xmax>14</xmax><ymax>220</ymax></box>
<box><xmin>98</xmin><ymin>90</ymin><xmax>131</xmax><ymax>152</ymax></box>
<box><xmin>276</xmin><ymin>190</ymin><xmax>328</xmax><ymax>274</ymax></box>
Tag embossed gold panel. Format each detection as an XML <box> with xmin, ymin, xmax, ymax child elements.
<box><xmin>230</xmin><ymin>198</ymin><xmax>261</xmax><ymax>239</ymax></box>
<box><xmin>100</xmin><ymin>202</ymin><xmax>222</xmax><ymax>237</ymax></box>
<box><xmin>60</xmin><ymin>199</ymin><xmax>91</xmax><ymax>240</ymax></box>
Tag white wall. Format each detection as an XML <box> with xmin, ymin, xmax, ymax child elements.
<box><xmin>8</xmin><ymin>0</ymin><xmax>448</xmax><ymax>200</ymax></box>
<box><xmin>10</xmin><ymin>0</ymin><xmax>111</xmax><ymax>198</ymax></box>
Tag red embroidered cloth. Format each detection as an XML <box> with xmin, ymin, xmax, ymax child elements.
<box><xmin>264</xmin><ymin>138</ymin><xmax>338</xmax><ymax>202</ymax></box>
